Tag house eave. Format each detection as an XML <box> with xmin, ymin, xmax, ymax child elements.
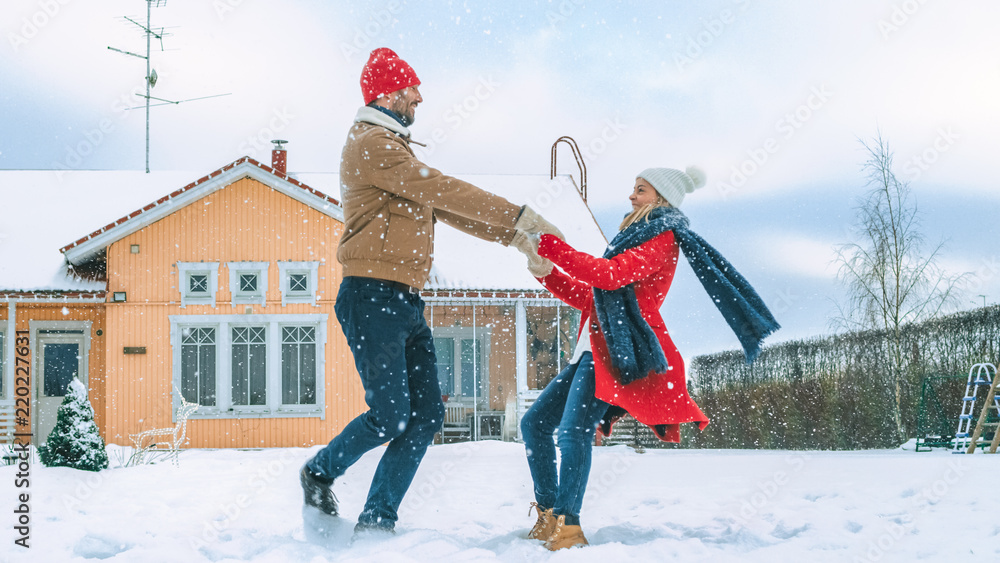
<box><xmin>61</xmin><ymin>159</ymin><xmax>345</xmax><ymax>266</ymax></box>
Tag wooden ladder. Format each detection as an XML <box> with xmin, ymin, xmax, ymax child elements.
<box><xmin>966</xmin><ymin>363</ymin><xmax>1000</xmax><ymax>454</ymax></box>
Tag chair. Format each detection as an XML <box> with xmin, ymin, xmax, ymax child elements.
<box><xmin>129</xmin><ymin>394</ymin><xmax>199</xmax><ymax>466</ymax></box>
<box><xmin>441</xmin><ymin>402</ymin><xmax>472</xmax><ymax>443</ymax></box>
<box><xmin>516</xmin><ymin>390</ymin><xmax>542</xmax><ymax>442</ymax></box>
<box><xmin>0</xmin><ymin>401</ymin><xmax>17</xmax><ymax>465</ymax></box>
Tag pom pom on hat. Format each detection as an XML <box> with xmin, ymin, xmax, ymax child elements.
<box><xmin>637</xmin><ymin>166</ymin><xmax>707</xmax><ymax>208</ymax></box>
<box><xmin>361</xmin><ymin>48</ymin><xmax>421</xmax><ymax>105</ymax></box>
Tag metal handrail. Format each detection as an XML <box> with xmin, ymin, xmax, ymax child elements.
<box><xmin>550</xmin><ymin>136</ymin><xmax>587</xmax><ymax>201</ymax></box>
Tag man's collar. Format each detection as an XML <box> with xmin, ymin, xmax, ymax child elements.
<box><xmin>371</xmin><ymin>105</ymin><xmax>408</xmax><ymax>128</ymax></box>
<box><xmin>354</xmin><ymin>106</ymin><xmax>411</xmax><ymax>138</ymax></box>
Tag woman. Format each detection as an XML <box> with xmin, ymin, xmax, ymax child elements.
<box><xmin>513</xmin><ymin>166</ymin><xmax>779</xmax><ymax>550</ymax></box>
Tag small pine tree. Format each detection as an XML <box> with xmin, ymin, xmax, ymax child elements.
<box><xmin>39</xmin><ymin>378</ymin><xmax>109</xmax><ymax>471</ymax></box>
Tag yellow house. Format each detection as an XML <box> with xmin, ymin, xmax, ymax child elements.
<box><xmin>1</xmin><ymin>145</ymin><xmax>606</xmax><ymax>451</ymax></box>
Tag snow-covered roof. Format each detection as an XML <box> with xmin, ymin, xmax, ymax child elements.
<box><xmin>298</xmin><ymin>172</ymin><xmax>609</xmax><ymax>291</ymax></box>
<box><xmin>430</xmin><ymin>173</ymin><xmax>607</xmax><ymax>291</ymax></box>
<box><xmin>0</xmin><ymin>158</ymin><xmax>342</xmax><ymax>293</ymax></box>
<box><xmin>1</xmin><ymin>169</ymin><xmax>197</xmax><ymax>292</ymax></box>
<box><xmin>1</xmin><ymin>164</ymin><xmax>605</xmax><ymax>293</ymax></box>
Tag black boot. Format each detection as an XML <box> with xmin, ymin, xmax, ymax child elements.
<box><xmin>300</xmin><ymin>465</ymin><xmax>339</xmax><ymax>516</ymax></box>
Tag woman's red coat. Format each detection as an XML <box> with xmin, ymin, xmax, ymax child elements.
<box><xmin>537</xmin><ymin>232</ymin><xmax>709</xmax><ymax>442</ymax></box>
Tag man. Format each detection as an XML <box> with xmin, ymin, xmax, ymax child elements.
<box><xmin>301</xmin><ymin>47</ymin><xmax>559</xmax><ymax>534</ymax></box>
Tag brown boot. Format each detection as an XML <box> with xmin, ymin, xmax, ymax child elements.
<box><xmin>526</xmin><ymin>502</ymin><xmax>555</xmax><ymax>540</ymax></box>
<box><xmin>544</xmin><ymin>514</ymin><xmax>589</xmax><ymax>550</ymax></box>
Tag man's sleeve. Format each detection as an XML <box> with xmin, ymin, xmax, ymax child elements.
<box><xmin>435</xmin><ymin>209</ymin><xmax>517</xmax><ymax>246</ymax></box>
<box><xmin>362</xmin><ymin>133</ymin><xmax>523</xmax><ymax>229</ymax></box>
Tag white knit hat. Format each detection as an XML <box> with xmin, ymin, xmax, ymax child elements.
<box><xmin>637</xmin><ymin>166</ymin><xmax>707</xmax><ymax>208</ymax></box>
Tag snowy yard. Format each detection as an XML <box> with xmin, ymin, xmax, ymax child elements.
<box><xmin>1</xmin><ymin>441</ymin><xmax>996</xmax><ymax>562</ymax></box>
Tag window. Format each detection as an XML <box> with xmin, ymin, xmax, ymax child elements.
<box><xmin>231</xmin><ymin>326</ymin><xmax>267</xmax><ymax>406</ymax></box>
<box><xmin>177</xmin><ymin>262</ymin><xmax>220</xmax><ymax>307</ymax></box>
<box><xmin>282</xmin><ymin>326</ymin><xmax>316</xmax><ymax>404</ymax></box>
<box><xmin>181</xmin><ymin>327</ymin><xmax>217</xmax><ymax>406</ymax></box>
<box><xmin>170</xmin><ymin>314</ymin><xmax>327</xmax><ymax>418</ymax></box>
<box><xmin>0</xmin><ymin>330</ymin><xmax>4</xmax><ymax>397</ymax></box>
<box><xmin>277</xmin><ymin>261</ymin><xmax>321</xmax><ymax>306</ymax></box>
<box><xmin>289</xmin><ymin>274</ymin><xmax>308</xmax><ymax>292</ymax></box>
<box><xmin>432</xmin><ymin>327</ymin><xmax>489</xmax><ymax>405</ymax></box>
<box><xmin>227</xmin><ymin>262</ymin><xmax>268</xmax><ymax>307</ymax></box>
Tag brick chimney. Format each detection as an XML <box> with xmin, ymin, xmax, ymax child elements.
<box><xmin>271</xmin><ymin>140</ymin><xmax>288</xmax><ymax>174</ymax></box>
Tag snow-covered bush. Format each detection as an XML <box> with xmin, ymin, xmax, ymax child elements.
<box><xmin>39</xmin><ymin>378</ymin><xmax>109</xmax><ymax>471</ymax></box>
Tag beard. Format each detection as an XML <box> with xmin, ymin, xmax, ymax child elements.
<box><xmin>390</xmin><ymin>97</ymin><xmax>416</xmax><ymax>126</ymax></box>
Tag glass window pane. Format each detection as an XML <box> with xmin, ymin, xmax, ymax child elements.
<box><xmin>239</xmin><ymin>273</ymin><xmax>257</xmax><ymax>292</ymax></box>
<box><xmin>43</xmin><ymin>343</ymin><xmax>79</xmax><ymax>397</ymax></box>
<box><xmin>299</xmin><ymin>343</ymin><xmax>316</xmax><ymax>404</ymax></box>
<box><xmin>231</xmin><ymin>326</ymin><xmax>266</xmax><ymax>406</ymax></box>
<box><xmin>289</xmin><ymin>273</ymin><xmax>308</xmax><ymax>292</ymax></box>
<box><xmin>200</xmin><ymin>343</ymin><xmax>216</xmax><ymax>406</ymax></box>
<box><xmin>182</xmin><ymin>327</ymin><xmax>216</xmax><ymax>406</ymax></box>
<box><xmin>460</xmin><ymin>339</ymin><xmax>483</xmax><ymax>398</ymax></box>
<box><xmin>249</xmin><ymin>342</ymin><xmax>267</xmax><ymax>405</ymax></box>
<box><xmin>281</xmin><ymin>342</ymin><xmax>296</xmax><ymax>404</ymax></box>
<box><xmin>190</xmin><ymin>274</ymin><xmax>208</xmax><ymax>293</ymax></box>
<box><xmin>434</xmin><ymin>337</ymin><xmax>454</xmax><ymax>396</ymax></box>
<box><xmin>281</xmin><ymin>327</ymin><xmax>317</xmax><ymax>405</ymax></box>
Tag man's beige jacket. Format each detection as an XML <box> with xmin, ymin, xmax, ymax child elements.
<box><xmin>337</xmin><ymin>107</ymin><xmax>522</xmax><ymax>289</ymax></box>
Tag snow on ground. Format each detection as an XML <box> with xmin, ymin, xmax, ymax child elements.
<box><xmin>1</xmin><ymin>441</ymin><xmax>996</xmax><ymax>562</ymax></box>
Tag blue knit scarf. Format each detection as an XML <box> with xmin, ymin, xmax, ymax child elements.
<box><xmin>593</xmin><ymin>206</ymin><xmax>780</xmax><ymax>385</ymax></box>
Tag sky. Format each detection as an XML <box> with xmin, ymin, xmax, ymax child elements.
<box><xmin>2</xmin><ymin>0</ymin><xmax>998</xmax><ymax>356</ymax></box>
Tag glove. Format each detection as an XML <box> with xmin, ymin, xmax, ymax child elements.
<box><xmin>511</xmin><ymin>230</ymin><xmax>554</xmax><ymax>278</ymax></box>
<box><xmin>514</xmin><ymin>205</ymin><xmax>564</xmax><ymax>240</ymax></box>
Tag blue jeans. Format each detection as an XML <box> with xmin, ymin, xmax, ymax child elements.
<box><xmin>307</xmin><ymin>277</ymin><xmax>444</xmax><ymax>530</ymax></box>
<box><xmin>520</xmin><ymin>352</ymin><xmax>609</xmax><ymax>522</ymax></box>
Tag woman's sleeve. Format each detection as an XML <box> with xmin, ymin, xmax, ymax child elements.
<box><xmin>537</xmin><ymin>231</ymin><xmax>676</xmax><ymax>291</ymax></box>
<box><xmin>537</xmin><ymin>267</ymin><xmax>592</xmax><ymax>311</ymax></box>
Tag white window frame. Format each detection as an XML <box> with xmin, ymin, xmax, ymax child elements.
<box><xmin>277</xmin><ymin>261</ymin><xmax>320</xmax><ymax>307</ymax></box>
<box><xmin>177</xmin><ymin>262</ymin><xmax>220</xmax><ymax>308</ymax></box>
<box><xmin>169</xmin><ymin>314</ymin><xmax>327</xmax><ymax>419</ymax></box>
<box><xmin>0</xmin><ymin>327</ymin><xmax>5</xmax><ymax>399</ymax></box>
<box><xmin>227</xmin><ymin>262</ymin><xmax>269</xmax><ymax>307</ymax></box>
<box><xmin>431</xmin><ymin>326</ymin><xmax>491</xmax><ymax>406</ymax></box>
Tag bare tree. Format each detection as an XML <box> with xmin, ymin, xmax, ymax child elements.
<box><xmin>833</xmin><ymin>132</ymin><xmax>967</xmax><ymax>438</ymax></box>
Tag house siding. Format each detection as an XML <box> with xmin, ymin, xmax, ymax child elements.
<box><xmin>101</xmin><ymin>176</ymin><xmax>364</xmax><ymax>448</ymax></box>
<box><xmin>2</xmin><ymin>303</ymin><xmax>106</xmax><ymax>444</ymax></box>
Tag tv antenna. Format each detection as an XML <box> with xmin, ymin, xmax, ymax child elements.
<box><xmin>108</xmin><ymin>1</ymin><xmax>230</xmax><ymax>173</ymax></box>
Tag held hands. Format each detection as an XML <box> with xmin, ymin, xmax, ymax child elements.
<box><xmin>510</xmin><ymin>230</ymin><xmax>554</xmax><ymax>278</ymax></box>
<box><xmin>514</xmin><ymin>205</ymin><xmax>564</xmax><ymax>240</ymax></box>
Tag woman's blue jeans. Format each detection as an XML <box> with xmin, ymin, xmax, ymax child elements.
<box><xmin>520</xmin><ymin>352</ymin><xmax>609</xmax><ymax>522</ymax></box>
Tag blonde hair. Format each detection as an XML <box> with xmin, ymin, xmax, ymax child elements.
<box><xmin>619</xmin><ymin>199</ymin><xmax>671</xmax><ymax>231</ymax></box>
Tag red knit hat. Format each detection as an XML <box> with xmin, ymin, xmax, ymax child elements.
<box><xmin>360</xmin><ymin>48</ymin><xmax>421</xmax><ymax>105</ymax></box>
